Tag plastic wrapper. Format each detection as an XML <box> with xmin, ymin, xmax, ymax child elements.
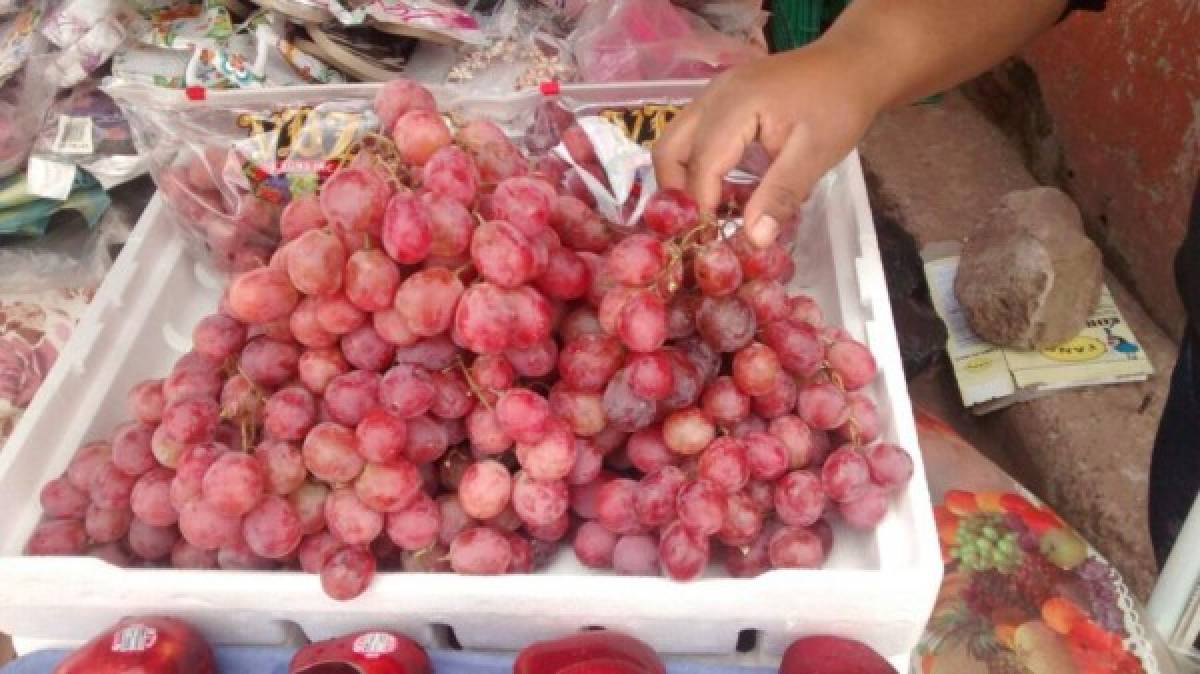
<box><xmin>327</xmin><ymin>0</ymin><xmax>488</xmax><ymax>46</ymax></box>
<box><xmin>103</xmin><ymin>80</ymin><xmax>545</xmax><ymax>272</ymax></box>
<box><xmin>0</xmin><ymin>196</ymin><xmax>129</xmax><ymax>293</ymax></box>
<box><xmin>567</xmin><ymin>0</ymin><xmax>765</xmax><ymax>82</ymax></box>
<box><xmin>444</xmin><ymin>0</ymin><xmax>576</xmax><ymax>95</ymax></box>
<box><xmin>0</xmin><ymin>53</ymin><xmax>59</xmax><ymax>181</ymax></box>
<box><xmin>525</xmin><ymin>96</ymin><xmax>760</xmax><ymax>230</ymax></box>
<box><xmin>27</xmin><ymin>82</ymin><xmax>145</xmax><ymax>197</ymax></box>
<box><xmin>0</xmin><ymin>2</ymin><xmax>46</xmax><ymax>86</ymax></box>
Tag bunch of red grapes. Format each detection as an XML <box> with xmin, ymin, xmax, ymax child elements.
<box><xmin>28</xmin><ymin>79</ymin><xmax>913</xmax><ymax>600</ymax></box>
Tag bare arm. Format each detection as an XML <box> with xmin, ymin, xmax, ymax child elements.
<box><xmin>653</xmin><ymin>0</ymin><xmax>1068</xmax><ymax>246</ymax></box>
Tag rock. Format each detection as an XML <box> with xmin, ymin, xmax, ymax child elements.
<box><xmin>954</xmin><ymin>187</ymin><xmax>1103</xmax><ymax>349</ymax></box>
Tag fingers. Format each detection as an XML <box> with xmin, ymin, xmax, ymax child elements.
<box><xmin>652</xmin><ymin>106</ymin><xmax>699</xmax><ymax>192</ymax></box>
<box><xmin>742</xmin><ymin>129</ymin><xmax>822</xmax><ymax>248</ymax></box>
<box><xmin>685</xmin><ymin>111</ymin><xmax>758</xmax><ymax>217</ymax></box>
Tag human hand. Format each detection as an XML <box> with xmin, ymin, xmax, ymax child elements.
<box><xmin>653</xmin><ymin>39</ymin><xmax>886</xmax><ymax>247</ymax></box>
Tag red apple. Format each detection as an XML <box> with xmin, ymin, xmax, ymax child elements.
<box><xmin>290</xmin><ymin>630</ymin><xmax>429</xmax><ymax>674</ymax></box>
<box><xmin>514</xmin><ymin>631</ymin><xmax>664</xmax><ymax>674</ymax></box>
<box><xmin>53</xmin><ymin>616</ymin><xmax>215</xmax><ymax>674</ymax></box>
<box><xmin>779</xmin><ymin>636</ymin><xmax>897</xmax><ymax>674</ymax></box>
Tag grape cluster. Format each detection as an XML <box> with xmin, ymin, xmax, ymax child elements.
<box><xmin>951</xmin><ymin>515</ymin><xmax>1020</xmax><ymax>574</ymax></box>
<box><xmin>28</xmin><ymin>78</ymin><xmax>914</xmax><ymax>599</ymax></box>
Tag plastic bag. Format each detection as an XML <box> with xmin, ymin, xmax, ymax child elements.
<box><xmin>103</xmin><ymin>79</ymin><xmax>546</xmax><ymax>272</ymax></box>
<box><xmin>27</xmin><ymin>81</ymin><xmax>145</xmax><ymax>197</ymax></box>
<box><xmin>444</xmin><ymin>0</ymin><xmax>576</xmax><ymax>95</ymax></box>
<box><xmin>567</xmin><ymin>0</ymin><xmax>765</xmax><ymax>82</ymax></box>
<box><xmin>0</xmin><ymin>2</ymin><xmax>47</xmax><ymax>87</ymax></box>
<box><xmin>0</xmin><ymin>52</ymin><xmax>59</xmax><ymax>181</ymax></box>
<box><xmin>327</xmin><ymin>0</ymin><xmax>488</xmax><ymax>46</ymax></box>
<box><xmin>0</xmin><ymin>193</ymin><xmax>129</xmax><ymax>293</ymax></box>
<box><xmin>524</xmin><ymin>95</ymin><xmax>759</xmax><ymax>230</ymax></box>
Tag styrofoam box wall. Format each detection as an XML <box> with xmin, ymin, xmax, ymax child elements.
<box><xmin>0</xmin><ymin>82</ymin><xmax>941</xmax><ymax>667</ymax></box>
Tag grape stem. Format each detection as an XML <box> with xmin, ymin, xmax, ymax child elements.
<box><xmin>455</xmin><ymin>356</ymin><xmax>495</xmax><ymax>412</ymax></box>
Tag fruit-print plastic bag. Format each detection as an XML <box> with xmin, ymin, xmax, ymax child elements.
<box><xmin>567</xmin><ymin>0</ymin><xmax>764</xmax><ymax>82</ymax></box>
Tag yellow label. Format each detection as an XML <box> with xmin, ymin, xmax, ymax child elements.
<box><xmin>598</xmin><ymin>104</ymin><xmax>682</xmax><ymax>148</ymax></box>
<box><xmin>1040</xmin><ymin>336</ymin><xmax>1107</xmax><ymax>362</ymax></box>
<box><xmin>963</xmin><ymin>355</ymin><xmax>997</xmax><ymax>373</ymax></box>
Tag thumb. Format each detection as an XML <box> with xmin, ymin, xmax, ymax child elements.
<box><xmin>741</xmin><ymin>130</ymin><xmax>822</xmax><ymax>249</ymax></box>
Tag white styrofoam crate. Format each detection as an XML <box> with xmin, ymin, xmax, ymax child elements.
<box><xmin>0</xmin><ymin>82</ymin><xmax>941</xmax><ymax>667</ymax></box>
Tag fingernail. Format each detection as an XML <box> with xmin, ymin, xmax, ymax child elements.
<box><xmin>748</xmin><ymin>215</ymin><xmax>779</xmax><ymax>248</ymax></box>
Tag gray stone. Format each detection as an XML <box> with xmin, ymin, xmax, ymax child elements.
<box><xmin>954</xmin><ymin>187</ymin><xmax>1103</xmax><ymax>349</ymax></box>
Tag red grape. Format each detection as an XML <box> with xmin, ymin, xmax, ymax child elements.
<box><xmin>395</xmin><ymin>267</ymin><xmax>465</xmax><ymax>337</ymax></box>
<box><xmin>700</xmin><ymin>376</ymin><xmax>751</xmax><ymax>426</ymax></box>
<box><xmin>355</xmin><ymin>460</ymin><xmax>422</xmax><ymax>514</ymax></box>
<box><xmin>741</xmin><ymin>431</ymin><xmax>789</xmax><ymax>481</ymax></box>
<box><xmin>112</xmin><ymin>422</ymin><xmax>157</xmax><ymax>477</ymax></box>
<box><xmin>658</xmin><ymin>520</ymin><xmax>708</xmax><ymax>581</ymax></box>
<box><xmin>837</xmin><ymin>392</ymin><xmax>880</xmax><ymax>444</ymax></box>
<box><xmin>763</xmin><ymin>319</ymin><xmax>824</xmax><ymax>378</ymax></box>
<box><xmin>263</xmin><ymin>387</ymin><xmax>316</xmax><ymax>441</ymax></box>
<box><xmin>242</xmin><ymin>495</ymin><xmax>303</xmax><ymax>559</ymax></box>
<box><xmin>634</xmin><ymin>465</ymin><xmax>686</xmax><ymax>528</ymax></box>
<box><xmin>89</xmin><ymin>460</ymin><xmax>138</xmax><ymax>510</ymax></box>
<box><xmin>774</xmin><ymin>470</ymin><xmax>827</xmax><ymax>527</ymax></box>
<box><xmin>662</xmin><ymin>408</ymin><xmax>715</xmax><ymax>456</ymax></box>
<box><xmin>820</xmin><ymin>446</ymin><xmax>871</xmax><ymax>503</ymax></box>
<box><xmin>449</xmin><ymin>526</ymin><xmax>512</xmax><ymax>575</ymax></box>
<box><xmin>127</xmin><ymin>380</ymin><xmax>166</xmax><ymax>424</ymax></box>
<box><xmin>495</xmin><ymin>389</ymin><xmax>552</xmax><ymax>444</ymax></box>
<box><xmin>291</xmin><ymin>297</ymin><xmax>338</xmax><ymax>349</ymax></box>
<box><xmin>839</xmin><ymin>485</ymin><xmax>890</xmax><ymax>529</ymax></box>
<box><xmin>612</xmin><ymin>534</ymin><xmax>660</xmax><ymax>576</ymax></box>
<box><xmin>424</xmin><ymin>147</ymin><xmax>479</xmax><ymax>207</ymax></box>
<box><xmin>321</xmin><ymin>545</ymin><xmax>376</xmax><ymax>600</ymax></box>
<box><xmin>797</xmin><ymin>382</ymin><xmax>850</xmax><ymax>430</ymax></box>
<box><xmin>324</xmin><ymin>370</ymin><xmax>381</xmax><ymax>427</ymax></box>
<box><xmin>573</xmin><ymin>520</ymin><xmax>617</xmax><ymax>569</ymax></box>
<box><xmin>458</xmin><ymin>460</ymin><xmax>512</xmax><ymax>520</ymax></box>
<box><xmin>85</xmin><ymin>503</ymin><xmax>132</xmax><ymax>543</ymax></box>
<box><xmin>642</xmin><ymin>188</ymin><xmax>699</xmax><ymax>238</ymax></box>
<box><xmin>768</xmin><ymin>526</ymin><xmax>826</xmax><ymax>569</ymax></box>
<box><xmin>595</xmin><ymin>478</ymin><xmax>640</xmax><ymax>535</ymax></box>
<box><xmin>606</xmin><ymin>234</ymin><xmax>665</xmax><ymax>286</ymax></box>
<box><xmin>752</xmin><ymin>372</ymin><xmax>798</xmax><ymax>419</ymax></box>
<box><xmin>676</xmin><ymin>479</ymin><xmax>726</xmax><ymax>535</ymax></box>
<box><xmin>403</xmin><ymin>414</ymin><xmax>450</xmax><ymax>464</ymax></box>
<box><xmin>696</xmin><ymin>295</ymin><xmax>756</xmax><ymax>353</ymax></box>
<box><xmin>228</xmin><ymin>268</ymin><xmax>299</xmax><ymax>325</ymax></box>
<box><xmin>297</xmin><ymin>348</ymin><xmax>349</xmax><ymax>395</ymax></box>
<box><xmin>287</xmin><ymin>229</ymin><xmax>346</xmax><ymax>296</ymax></box>
<box><xmin>280</xmin><ymin>193</ymin><xmax>327</xmax><ymax>242</ymax></box>
<box><xmin>178</xmin><ymin>499</ymin><xmax>241</xmax><ymax>550</ymax></box>
<box><xmin>375</xmin><ymin>78</ymin><xmax>437</xmax><ymax>132</ymax></box>
<box><xmin>826</xmin><ymin>339</ymin><xmax>878</xmax><ymax>391</ymax></box>
<box><xmin>386</xmin><ymin>492</ymin><xmax>441</xmax><ymax>551</ymax></box>
<box><xmin>471</xmin><ymin>220</ymin><xmax>537</xmax><ymax>288</ymax></box>
<box><xmin>717</xmin><ymin>490</ymin><xmax>764</xmax><ymax>547</ymax></box>
<box><xmin>382</xmin><ymin>191</ymin><xmax>434</xmax><ymax>264</ymax></box>
<box><xmin>505</xmin><ymin>339</ymin><xmax>558</xmax><ymax>378</ymax></box>
<box><xmin>303</xmin><ymin>422</ymin><xmax>364</xmax><ymax>484</ymax></box>
<box><xmin>626</xmin><ymin>425</ymin><xmax>675</xmax><ymax>474</ymax></box>
<box><xmin>466</xmin><ymin>405</ymin><xmax>514</xmax><ymax>455</ymax></box>
<box><xmin>492</xmin><ymin>177</ymin><xmax>555</xmax><ymax>237</ymax></box>
<box><xmin>454</xmin><ymin>282</ymin><xmax>513</xmax><ymax>354</ymax></box>
<box><xmin>694</xmin><ymin>241</ymin><xmax>743</xmax><ymax>297</ymax></box>
<box><xmin>617</xmin><ymin>289</ymin><xmax>667</xmax><ymax>353</ymax></box>
<box><xmin>559</xmin><ymin>335</ymin><xmax>624</xmax><ymax>394</ymax></box>
<box><xmin>192</xmin><ymin>313</ymin><xmax>247</xmax><ymax>363</ymax></box>
<box><xmin>732</xmin><ymin>343</ymin><xmax>780</xmax><ymax>397</ymax></box>
<box><xmin>289</xmin><ymin>482</ymin><xmax>330</xmax><ymax>535</ymax></box>
<box><xmin>316</xmin><ymin>293</ymin><xmax>368</xmax><ymax>335</ymax></box>
<box><xmin>202</xmin><ymin>452</ymin><xmax>265</xmax><ymax>517</ymax></box>
<box><xmin>552</xmin><ymin>196</ymin><xmax>611</xmax><ymax>252</ymax></box>
<box><xmin>26</xmin><ymin>519</ymin><xmax>87</xmax><ymax>556</ymax></box>
<box><xmin>737</xmin><ymin>279</ymin><xmax>790</xmax><ymax>324</ymax></box>
<box><xmin>239</xmin><ymin>337</ymin><xmax>300</xmax><ymax>388</ymax></box>
<box><xmin>511</xmin><ymin>471</ymin><xmax>568</xmax><ymax>527</ymax></box>
<box><xmin>601</xmin><ymin>369</ymin><xmax>656</xmax><ymax>432</ymax></box>
<box><xmin>130</xmin><ymin>467</ymin><xmax>177</xmax><ymax>527</ymax></box>
<box><xmin>392</xmin><ymin>109</ymin><xmax>452</xmax><ymax>166</ymax></box>
<box><xmin>325</xmin><ymin>487</ymin><xmax>384</xmax><ymax>545</ymax></box>
<box><xmin>862</xmin><ymin>442</ymin><xmax>913</xmax><ymax>490</ymax></box>
<box><xmin>40</xmin><ymin>476</ymin><xmax>89</xmax><ymax>520</ymax></box>
<box><xmin>128</xmin><ymin>518</ymin><xmax>179</xmax><ymax>561</ymax></box>
<box><xmin>162</xmin><ymin>398</ymin><xmax>219</xmax><ymax>446</ymax></box>
<box><xmin>698</xmin><ymin>436</ymin><xmax>750</xmax><ymax>493</ymax></box>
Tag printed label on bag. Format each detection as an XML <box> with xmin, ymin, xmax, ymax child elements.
<box><xmin>352</xmin><ymin>632</ymin><xmax>397</xmax><ymax>658</ymax></box>
<box><xmin>111</xmin><ymin>624</ymin><xmax>157</xmax><ymax>653</ymax></box>
<box><xmin>52</xmin><ymin>115</ymin><xmax>94</xmax><ymax>155</ymax></box>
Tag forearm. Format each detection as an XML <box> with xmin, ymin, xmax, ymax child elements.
<box><xmin>819</xmin><ymin>0</ymin><xmax>1068</xmax><ymax>112</ymax></box>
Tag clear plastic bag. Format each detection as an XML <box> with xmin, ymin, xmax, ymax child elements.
<box><xmin>0</xmin><ymin>52</ymin><xmax>59</xmax><ymax>181</ymax></box>
<box><xmin>0</xmin><ymin>195</ymin><xmax>131</xmax><ymax>293</ymax></box>
<box><xmin>103</xmin><ymin>79</ymin><xmax>544</xmax><ymax>272</ymax></box>
<box><xmin>567</xmin><ymin>0</ymin><xmax>765</xmax><ymax>82</ymax></box>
